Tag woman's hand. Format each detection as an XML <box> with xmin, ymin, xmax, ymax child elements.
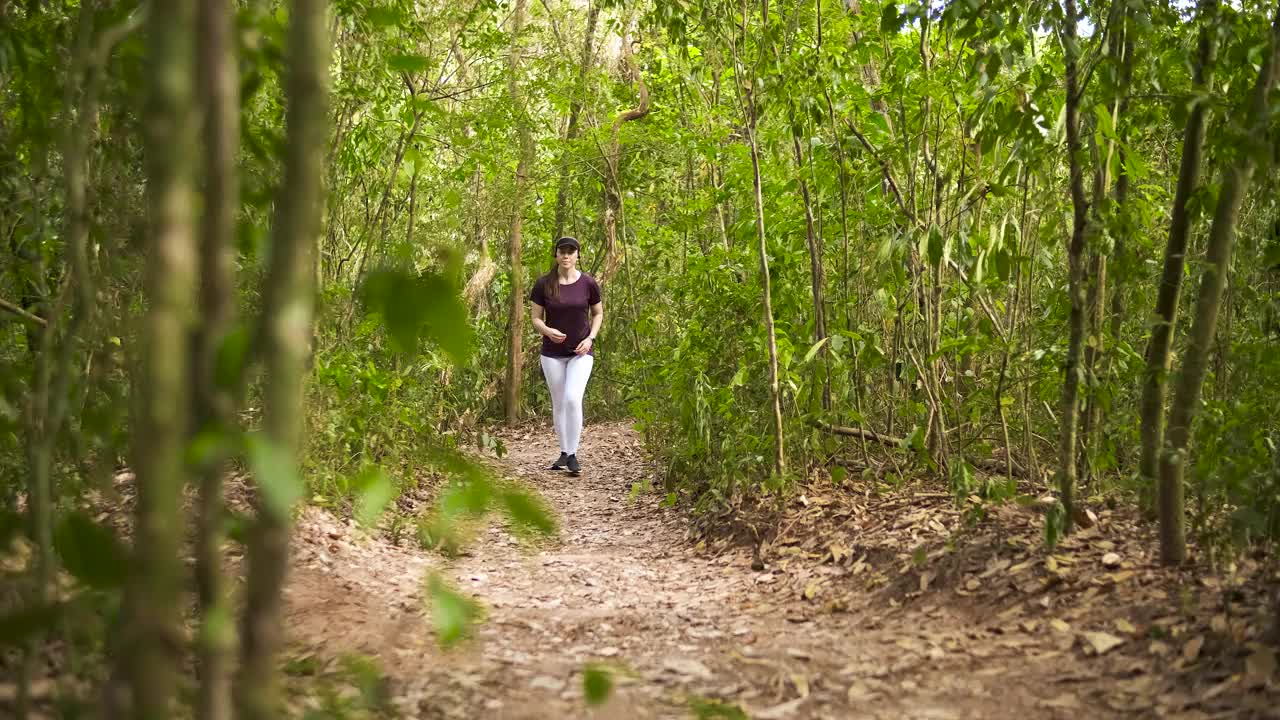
<box><xmin>574</xmin><ymin>337</ymin><xmax>593</xmax><ymax>355</ymax></box>
<box><xmin>545</xmin><ymin>327</ymin><xmax>567</xmax><ymax>343</ymax></box>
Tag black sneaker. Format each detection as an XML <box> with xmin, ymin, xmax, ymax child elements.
<box><xmin>549</xmin><ymin>452</ymin><xmax>569</xmax><ymax>471</ymax></box>
<box><xmin>566</xmin><ymin>454</ymin><xmax>580</xmax><ymax>476</ymax></box>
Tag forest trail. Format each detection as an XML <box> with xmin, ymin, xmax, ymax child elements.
<box><xmin>279</xmin><ymin>423</ymin><xmax>1263</xmax><ymax>719</ymax></box>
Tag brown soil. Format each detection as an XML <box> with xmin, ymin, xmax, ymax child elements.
<box><xmin>282</xmin><ymin>422</ymin><xmax>1280</xmax><ymax>719</ymax></box>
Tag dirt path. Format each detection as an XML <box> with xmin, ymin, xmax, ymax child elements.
<box><xmin>281</xmin><ymin>423</ymin><xmax>1268</xmax><ymax>719</ymax></box>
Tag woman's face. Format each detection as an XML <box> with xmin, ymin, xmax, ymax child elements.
<box><xmin>556</xmin><ymin>246</ymin><xmax>578</xmax><ymax>271</ymax></box>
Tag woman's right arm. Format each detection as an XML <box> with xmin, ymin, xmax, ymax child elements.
<box><xmin>531</xmin><ymin>303</ymin><xmax>566</xmax><ymax>342</ymax></box>
<box><xmin>531</xmin><ymin>303</ymin><xmax>551</xmax><ymax>336</ymax></box>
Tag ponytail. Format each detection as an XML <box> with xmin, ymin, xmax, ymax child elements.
<box><xmin>540</xmin><ymin>261</ymin><xmax>561</xmax><ymax>302</ymax></box>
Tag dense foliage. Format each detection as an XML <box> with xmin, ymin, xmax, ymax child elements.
<box><xmin>2</xmin><ymin>0</ymin><xmax>1280</xmax><ymax>715</ymax></box>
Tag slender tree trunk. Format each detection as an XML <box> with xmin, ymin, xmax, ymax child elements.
<box><xmin>1141</xmin><ymin>0</ymin><xmax>1216</xmax><ymax>516</ymax></box>
<box><xmin>194</xmin><ymin>1</ymin><xmax>238</xmax><ymax>718</ymax></box>
<box><xmin>791</xmin><ymin>130</ymin><xmax>830</xmax><ymax>409</ymax></box>
<box><xmin>551</xmin><ymin>2</ymin><xmax>598</xmax><ymax>241</ymax></box>
<box><xmin>1105</xmin><ymin>27</ymin><xmax>1137</xmax><ymax>472</ymax></box>
<box><xmin>1057</xmin><ymin>0</ymin><xmax>1091</xmax><ymax>535</ymax></box>
<box><xmin>713</xmin><ymin>163</ymin><xmax>731</xmax><ymax>249</ymax></box>
<box><xmin>598</xmin><ymin>22</ymin><xmax>650</xmax><ymax>286</ymax></box>
<box><xmin>1080</xmin><ymin>1</ymin><xmax>1132</xmax><ymax>489</ymax></box>
<box><xmin>745</xmin><ymin>109</ymin><xmax>786</xmax><ymax>477</ymax></box>
<box><xmin>235</xmin><ymin>1</ymin><xmax>328</xmax><ymax>716</ymax></box>
<box><xmin>1159</xmin><ymin>5</ymin><xmax>1280</xmax><ymax>565</ymax></box>
<box><xmin>130</xmin><ymin>0</ymin><xmax>198</xmax><ymax>716</ymax></box>
<box><xmin>504</xmin><ymin>0</ymin><xmax>531</xmax><ymax>426</ymax></box>
<box><xmin>1080</xmin><ymin>137</ymin><xmax>1109</xmax><ymax>489</ymax></box>
<box><xmin>20</xmin><ymin>4</ymin><xmax>102</xmax><ymax>714</ymax></box>
<box><xmin>1108</xmin><ymin>29</ymin><xmax>1136</xmax><ymax>349</ymax></box>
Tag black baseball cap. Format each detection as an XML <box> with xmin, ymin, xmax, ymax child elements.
<box><xmin>555</xmin><ymin>236</ymin><xmax>580</xmax><ymax>251</ymax></box>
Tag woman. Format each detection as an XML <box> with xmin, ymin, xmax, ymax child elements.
<box><xmin>529</xmin><ymin>236</ymin><xmax>603</xmax><ymax>476</ymax></box>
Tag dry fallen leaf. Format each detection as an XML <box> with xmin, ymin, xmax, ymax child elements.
<box><xmin>1101</xmin><ymin>552</ymin><xmax>1121</xmax><ymax>568</ymax></box>
<box><xmin>1039</xmin><ymin>693</ymin><xmax>1081</xmax><ymax>709</ymax></box>
<box><xmin>529</xmin><ymin>675</ymin><xmax>565</xmax><ymax>692</ymax></box>
<box><xmin>1050</xmin><ymin>619</ymin><xmax>1072</xmax><ymax>634</ymax></box>
<box><xmin>1245</xmin><ymin>648</ymin><xmax>1276</xmax><ymax>688</ymax></box>
<box><xmin>662</xmin><ymin>657</ymin><xmax>713</xmax><ymax>681</ymax></box>
<box><xmin>1210</xmin><ymin>614</ymin><xmax>1229</xmax><ymax>635</ymax></box>
<box><xmin>847</xmin><ymin>681</ymin><xmax>878</xmax><ymax>702</ymax></box>
<box><xmin>803</xmin><ymin>579</ymin><xmax>820</xmax><ymax>600</ymax></box>
<box><xmin>1114</xmin><ymin>618</ymin><xmax>1137</xmax><ymax>635</ymax></box>
<box><xmin>1181</xmin><ymin>636</ymin><xmax>1204</xmax><ymax>664</ymax></box>
<box><xmin>755</xmin><ymin>697</ymin><xmax>807</xmax><ymax>720</ymax></box>
<box><xmin>1082</xmin><ymin>631</ymin><xmax>1125</xmax><ymax>656</ymax></box>
<box><xmin>790</xmin><ymin>672</ymin><xmax>810</xmax><ymax>698</ymax></box>
<box><xmin>828</xmin><ymin>543</ymin><xmax>851</xmax><ymax>564</ymax></box>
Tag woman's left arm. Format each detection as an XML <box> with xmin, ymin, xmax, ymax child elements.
<box><xmin>588</xmin><ymin>302</ymin><xmax>603</xmax><ymax>340</ymax></box>
<box><xmin>576</xmin><ymin>302</ymin><xmax>604</xmax><ymax>355</ymax></box>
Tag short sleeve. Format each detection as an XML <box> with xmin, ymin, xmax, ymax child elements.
<box><xmin>529</xmin><ymin>277</ymin><xmax>546</xmax><ymax>306</ymax></box>
<box><xmin>588</xmin><ymin>276</ymin><xmax>602</xmax><ymax>305</ymax></box>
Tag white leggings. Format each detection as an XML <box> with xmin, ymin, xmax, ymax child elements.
<box><xmin>539</xmin><ymin>354</ymin><xmax>594</xmax><ymax>455</ymax></box>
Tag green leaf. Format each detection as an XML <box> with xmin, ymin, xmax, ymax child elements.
<box><xmin>427</xmin><ymin>573</ymin><xmax>480</xmax><ymax>647</ymax></box>
<box><xmin>353</xmin><ymin>466</ymin><xmax>396</xmax><ymax>528</ymax></box>
<box><xmin>360</xmin><ymin>269</ymin><xmax>473</xmax><ymax>364</ymax></box>
<box><xmin>365</xmin><ymin>7</ymin><xmax>402</xmax><ymax>27</ymax></box>
<box><xmin>387</xmin><ymin>53</ymin><xmax>431</xmax><ymax>74</ymax></box>
<box><xmin>880</xmin><ymin>2</ymin><xmax>902</xmax><ymax>33</ymax></box>
<box><xmin>214</xmin><ymin>324</ymin><xmax>251</xmax><ymax>390</ymax></box>
<box><xmin>0</xmin><ymin>603</ymin><xmax>62</xmax><ymax>647</ymax></box>
<box><xmin>54</xmin><ymin>512</ymin><xmax>128</xmax><ymax>589</ymax></box>
<box><xmin>438</xmin><ymin>478</ymin><xmax>491</xmax><ymax>518</ymax></box>
<box><xmin>186</xmin><ymin>426</ymin><xmax>234</xmax><ymax>469</ymax></box>
<box><xmin>994</xmin><ymin>248</ymin><xmax>1012</xmax><ymax>282</ymax></box>
<box><xmin>830</xmin><ymin>465</ymin><xmax>848</xmax><ymax>485</ymax></box>
<box><xmin>927</xmin><ymin>224</ymin><xmax>945</xmax><ymax>269</ymax></box>
<box><xmin>1263</xmin><ymin>242</ymin><xmax>1280</xmax><ymax>268</ymax></box>
<box><xmin>419</xmin><ymin>273</ymin><xmax>473</xmax><ymax>365</ymax></box>
<box><xmin>582</xmin><ymin>664</ymin><xmax>614</xmax><ymax>705</ymax></box>
<box><xmin>689</xmin><ymin>697</ymin><xmax>749</xmax><ymax>719</ymax></box>
<box><xmin>245</xmin><ymin>433</ymin><xmax>304</xmax><ymax>520</ymax></box>
<box><xmin>801</xmin><ymin>336</ymin><xmax>830</xmax><ymax>364</ymax></box>
<box><xmin>1093</xmin><ymin>104</ymin><xmax>1115</xmax><ymax>140</ymax></box>
<box><xmin>500</xmin><ymin>488</ymin><xmax>557</xmax><ymax>537</ymax></box>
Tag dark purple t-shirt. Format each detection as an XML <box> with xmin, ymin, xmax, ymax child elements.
<box><xmin>529</xmin><ymin>273</ymin><xmax>602</xmax><ymax>358</ymax></box>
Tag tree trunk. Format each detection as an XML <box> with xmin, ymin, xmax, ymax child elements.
<box><xmin>504</xmin><ymin>0</ymin><xmax>531</xmax><ymax>426</ymax></box>
<box><xmin>235</xmin><ymin>0</ymin><xmax>328</xmax><ymax>716</ymax></box>
<box><xmin>791</xmin><ymin>130</ymin><xmax>830</xmax><ymax>409</ymax></box>
<box><xmin>1159</xmin><ymin>5</ymin><xmax>1280</xmax><ymax>565</ymax></box>
<box><xmin>551</xmin><ymin>2</ymin><xmax>598</xmax><ymax>242</ymax></box>
<box><xmin>21</xmin><ymin>4</ymin><xmax>102</xmax><ymax>714</ymax></box>
<box><xmin>194</xmin><ymin>1</ymin><xmax>239</xmax><ymax>718</ymax></box>
<box><xmin>1080</xmin><ymin>137</ymin><xmax>1112</xmax><ymax>488</ymax></box>
<box><xmin>130</xmin><ymin>0</ymin><xmax>198</xmax><ymax>715</ymax></box>
<box><xmin>1141</xmin><ymin>0</ymin><xmax>1216</xmax><ymax>513</ymax></box>
<box><xmin>1056</xmin><ymin>0</ymin><xmax>1091</xmax><ymax>535</ymax></box>
<box><xmin>1108</xmin><ymin>28</ymin><xmax>1136</xmax><ymax>349</ymax></box>
<box><xmin>597</xmin><ymin>23</ymin><xmax>650</xmax><ymax>286</ymax></box>
<box><xmin>745</xmin><ymin>106</ymin><xmax>786</xmax><ymax>477</ymax></box>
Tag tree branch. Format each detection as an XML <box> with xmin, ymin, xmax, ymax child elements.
<box><xmin>0</xmin><ymin>296</ymin><xmax>47</xmax><ymax>327</ymax></box>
